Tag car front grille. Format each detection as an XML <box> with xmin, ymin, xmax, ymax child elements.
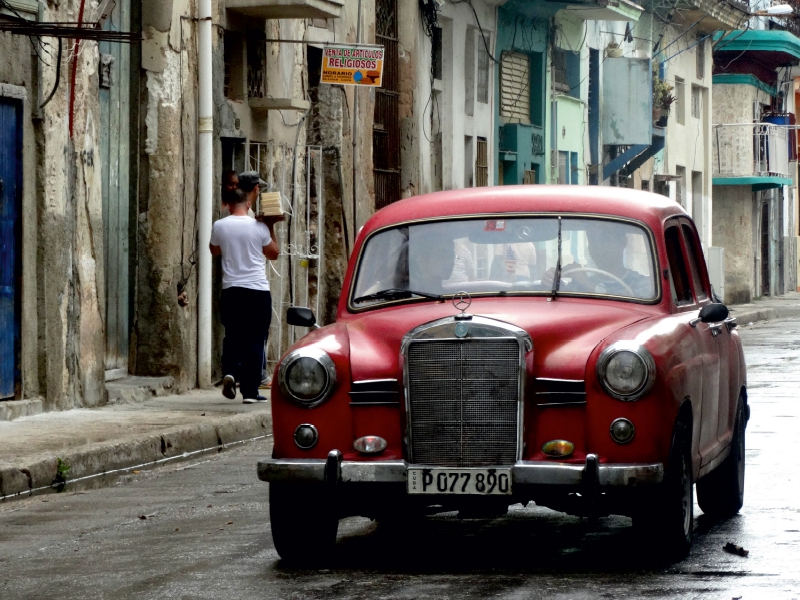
<box><xmin>406</xmin><ymin>338</ymin><xmax>521</xmax><ymax>467</ymax></box>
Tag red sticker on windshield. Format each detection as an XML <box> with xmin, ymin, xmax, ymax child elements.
<box><xmin>484</xmin><ymin>220</ymin><xmax>506</xmax><ymax>231</ymax></box>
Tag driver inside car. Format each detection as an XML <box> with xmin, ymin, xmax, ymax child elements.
<box><xmin>408</xmin><ymin>232</ymin><xmax>456</xmax><ymax>294</ymax></box>
<box><xmin>543</xmin><ymin>228</ymin><xmax>653</xmax><ymax>298</ymax></box>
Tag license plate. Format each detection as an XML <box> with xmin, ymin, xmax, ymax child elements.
<box><xmin>407</xmin><ymin>467</ymin><xmax>512</xmax><ymax>495</ymax></box>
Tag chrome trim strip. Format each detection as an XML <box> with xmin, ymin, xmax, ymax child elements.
<box><xmin>535</xmin><ymin>378</ymin><xmax>584</xmax><ymax>383</ymax></box>
<box><xmin>536</xmin><ymin>401</ymin><xmax>587</xmax><ymax>408</ymax></box>
<box><xmin>348</xmin><ymin>401</ymin><xmax>401</xmax><ymax>407</ymax></box>
<box><xmin>257</xmin><ymin>459</ymin><xmax>664</xmax><ymax>486</ymax></box>
<box><xmin>351</xmin><ymin>379</ymin><xmax>399</xmax><ymax>385</ymax></box>
<box><xmin>535</xmin><ymin>392</ymin><xmax>586</xmax><ymax>395</ymax></box>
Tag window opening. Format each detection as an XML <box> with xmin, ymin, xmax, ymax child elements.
<box><xmin>476</xmin><ymin>137</ymin><xmax>489</xmax><ymax>186</ymax></box>
<box><xmin>665</xmin><ymin>225</ymin><xmax>693</xmax><ymax>304</ymax></box>
<box><xmin>696</xmin><ymin>37</ymin><xmax>705</xmax><ymax>80</ymax></box>
<box><xmin>432</xmin><ymin>26</ymin><xmax>443</xmax><ymax>81</ymax></box>
<box><xmin>477</xmin><ymin>34</ymin><xmax>490</xmax><ymax>104</ymax></box>
<box><xmin>691</xmin><ymin>85</ymin><xmax>702</xmax><ymax>119</ymax></box>
<box><xmin>681</xmin><ymin>223</ymin><xmax>707</xmax><ymax>299</ymax></box>
<box><xmin>675</xmin><ymin>77</ymin><xmax>685</xmax><ymax>126</ymax></box>
<box><xmin>374</xmin><ymin>0</ymin><xmax>401</xmax><ymax>208</ymax></box>
<box><xmin>500</xmin><ymin>51</ymin><xmax>530</xmax><ymax>124</ymax></box>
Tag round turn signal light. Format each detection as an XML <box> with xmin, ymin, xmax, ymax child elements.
<box><xmin>610</xmin><ymin>418</ymin><xmax>635</xmax><ymax>444</ymax></box>
<box><xmin>541</xmin><ymin>439</ymin><xmax>575</xmax><ymax>458</ymax></box>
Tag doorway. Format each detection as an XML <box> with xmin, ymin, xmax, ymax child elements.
<box><xmin>99</xmin><ymin>0</ymin><xmax>132</xmax><ymax>378</ymax></box>
<box><xmin>0</xmin><ymin>98</ymin><xmax>22</xmax><ymax>399</ymax></box>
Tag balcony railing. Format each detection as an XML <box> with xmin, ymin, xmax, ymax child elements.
<box><xmin>713</xmin><ymin>123</ymin><xmax>790</xmax><ymax>179</ymax></box>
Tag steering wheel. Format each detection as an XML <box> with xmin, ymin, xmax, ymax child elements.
<box><xmin>563</xmin><ymin>267</ymin><xmax>635</xmax><ymax>296</ymax></box>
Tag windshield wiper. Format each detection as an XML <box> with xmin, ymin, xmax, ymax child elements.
<box><xmin>353</xmin><ymin>288</ymin><xmax>444</xmax><ymax>303</ymax></box>
<box><xmin>551</xmin><ymin>216</ymin><xmax>562</xmax><ymax>299</ymax></box>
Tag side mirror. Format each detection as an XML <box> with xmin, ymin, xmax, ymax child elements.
<box><xmin>287</xmin><ymin>306</ymin><xmax>317</xmax><ymax>328</ymax></box>
<box><xmin>699</xmin><ymin>303</ymin><xmax>729</xmax><ymax>323</ymax></box>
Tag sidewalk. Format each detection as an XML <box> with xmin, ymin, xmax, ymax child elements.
<box><xmin>0</xmin><ymin>389</ymin><xmax>272</xmax><ymax>499</ymax></box>
<box><xmin>2</xmin><ymin>291</ymin><xmax>798</xmax><ymax>501</ymax></box>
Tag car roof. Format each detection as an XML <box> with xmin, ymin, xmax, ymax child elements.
<box><xmin>362</xmin><ymin>185</ymin><xmax>687</xmax><ymax>234</ymax></box>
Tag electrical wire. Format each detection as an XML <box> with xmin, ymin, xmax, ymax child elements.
<box><xmin>39</xmin><ymin>36</ymin><xmax>62</xmax><ymax>109</ymax></box>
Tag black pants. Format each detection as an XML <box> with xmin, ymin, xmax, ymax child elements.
<box><xmin>220</xmin><ymin>287</ymin><xmax>272</xmax><ymax>399</ymax></box>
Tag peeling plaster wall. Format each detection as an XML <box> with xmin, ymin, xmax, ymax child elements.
<box><xmin>131</xmin><ymin>0</ymin><xmax>198</xmax><ymax>391</ymax></box>
<box><xmin>31</xmin><ymin>1</ymin><xmax>107</xmax><ymax>409</ymax></box>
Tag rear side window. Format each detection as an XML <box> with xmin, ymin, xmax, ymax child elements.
<box><xmin>664</xmin><ymin>226</ymin><xmax>693</xmax><ymax>305</ymax></box>
<box><xmin>681</xmin><ymin>224</ymin><xmax>708</xmax><ymax>300</ymax></box>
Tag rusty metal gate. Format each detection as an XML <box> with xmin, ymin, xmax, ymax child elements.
<box><xmin>374</xmin><ymin>0</ymin><xmax>401</xmax><ymax>209</ymax></box>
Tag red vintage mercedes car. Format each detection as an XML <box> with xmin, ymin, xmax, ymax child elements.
<box><xmin>258</xmin><ymin>186</ymin><xmax>747</xmax><ymax>563</ymax></box>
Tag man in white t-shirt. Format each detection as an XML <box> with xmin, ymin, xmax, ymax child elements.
<box><xmin>210</xmin><ymin>174</ymin><xmax>281</xmax><ymax>403</ymax></box>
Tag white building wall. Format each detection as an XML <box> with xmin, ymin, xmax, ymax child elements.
<box><xmin>658</xmin><ymin>27</ymin><xmax>714</xmax><ymax>245</ymax></box>
<box><xmin>415</xmin><ymin>1</ymin><xmax>496</xmax><ymax>193</ymax></box>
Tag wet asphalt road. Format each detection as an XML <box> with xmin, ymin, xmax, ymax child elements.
<box><xmin>1</xmin><ymin>318</ymin><xmax>799</xmax><ymax>599</ymax></box>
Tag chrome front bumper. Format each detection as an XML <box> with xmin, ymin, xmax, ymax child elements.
<box><xmin>258</xmin><ymin>452</ymin><xmax>663</xmax><ymax>488</ymax></box>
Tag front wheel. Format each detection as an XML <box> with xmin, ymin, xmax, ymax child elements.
<box><xmin>269</xmin><ymin>483</ymin><xmax>338</xmax><ymax>564</ymax></box>
<box><xmin>697</xmin><ymin>396</ymin><xmax>746</xmax><ymax>517</ymax></box>
<box><xmin>634</xmin><ymin>417</ymin><xmax>693</xmax><ymax>560</ymax></box>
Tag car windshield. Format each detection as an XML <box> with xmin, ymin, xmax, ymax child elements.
<box><xmin>351</xmin><ymin>217</ymin><xmax>657</xmax><ymax>306</ymax></box>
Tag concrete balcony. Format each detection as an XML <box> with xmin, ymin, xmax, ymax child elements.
<box><xmin>713</xmin><ymin>123</ymin><xmax>792</xmax><ymax>189</ymax></box>
<box><xmin>225</xmin><ymin>0</ymin><xmax>344</xmax><ymax>19</ymax></box>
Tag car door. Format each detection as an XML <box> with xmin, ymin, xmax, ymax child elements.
<box><xmin>679</xmin><ymin>220</ymin><xmax>737</xmax><ymax>451</ymax></box>
<box><xmin>664</xmin><ymin>221</ymin><xmax>719</xmax><ymax>467</ymax></box>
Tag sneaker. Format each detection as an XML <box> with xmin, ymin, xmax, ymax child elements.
<box><xmin>222</xmin><ymin>375</ymin><xmax>236</xmax><ymax>400</ymax></box>
<box><xmin>242</xmin><ymin>395</ymin><xmax>268</xmax><ymax>404</ymax></box>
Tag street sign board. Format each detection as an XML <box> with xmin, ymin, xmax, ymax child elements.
<box><xmin>321</xmin><ymin>44</ymin><xmax>384</xmax><ymax>87</ymax></box>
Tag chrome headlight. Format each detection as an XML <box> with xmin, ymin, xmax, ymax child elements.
<box><xmin>278</xmin><ymin>348</ymin><xmax>337</xmax><ymax>407</ymax></box>
<box><xmin>596</xmin><ymin>342</ymin><xmax>656</xmax><ymax>401</ymax></box>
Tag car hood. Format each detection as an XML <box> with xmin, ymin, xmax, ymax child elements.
<box><xmin>343</xmin><ymin>297</ymin><xmax>653</xmax><ymax>382</ymax></box>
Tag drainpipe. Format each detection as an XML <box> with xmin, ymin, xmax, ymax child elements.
<box><xmin>197</xmin><ymin>0</ymin><xmax>213</xmax><ymax>388</ymax></box>
<box><xmin>352</xmin><ymin>0</ymin><xmax>362</xmax><ymax>242</ymax></box>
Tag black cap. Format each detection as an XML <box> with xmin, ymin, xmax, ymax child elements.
<box><xmin>238</xmin><ymin>171</ymin><xmax>267</xmax><ymax>192</ymax></box>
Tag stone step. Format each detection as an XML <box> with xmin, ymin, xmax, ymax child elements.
<box><xmin>106</xmin><ymin>376</ymin><xmax>175</xmax><ymax>405</ymax></box>
<box><xmin>0</xmin><ymin>399</ymin><xmax>44</xmax><ymax>422</ymax></box>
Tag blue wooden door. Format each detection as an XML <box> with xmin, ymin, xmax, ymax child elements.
<box><xmin>0</xmin><ymin>99</ymin><xmax>22</xmax><ymax>399</ymax></box>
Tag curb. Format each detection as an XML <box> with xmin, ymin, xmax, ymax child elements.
<box><xmin>0</xmin><ymin>410</ymin><xmax>272</xmax><ymax>500</ymax></box>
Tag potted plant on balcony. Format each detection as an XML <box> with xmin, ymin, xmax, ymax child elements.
<box><xmin>653</xmin><ymin>64</ymin><xmax>674</xmax><ymax>126</ymax></box>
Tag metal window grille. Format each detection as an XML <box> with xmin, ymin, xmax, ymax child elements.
<box><xmin>477</xmin><ymin>36</ymin><xmax>490</xmax><ymax>104</ymax></box>
<box><xmin>500</xmin><ymin>51</ymin><xmax>530</xmax><ymax>124</ymax></box>
<box><xmin>552</xmin><ymin>48</ymin><xmax>569</xmax><ymax>93</ymax></box>
<box><xmin>247</xmin><ymin>32</ymin><xmax>266</xmax><ymax>99</ymax></box>
<box><xmin>374</xmin><ymin>0</ymin><xmax>401</xmax><ymax>208</ymax></box>
<box><xmin>476</xmin><ymin>137</ymin><xmax>488</xmax><ymax>186</ymax></box>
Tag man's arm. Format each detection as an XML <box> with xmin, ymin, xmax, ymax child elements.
<box><xmin>209</xmin><ymin>243</ymin><xmax>221</xmax><ymax>256</ymax></box>
<box><xmin>262</xmin><ymin>218</ymin><xmax>281</xmax><ymax>260</ymax></box>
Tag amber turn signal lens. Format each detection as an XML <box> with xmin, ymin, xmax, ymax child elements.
<box><xmin>541</xmin><ymin>439</ymin><xmax>575</xmax><ymax>458</ymax></box>
<box><xmin>353</xmin><ymin>435</ymin><xmax>387</xmax><ymax>454</ymax></box>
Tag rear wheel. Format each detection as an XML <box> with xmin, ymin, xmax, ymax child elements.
<box><xmin>697</xmin><ymin>397</ymin><xmax>745</xmax><ymax>517</ymax></box>
<box><xmin>634</xmin><ymin>417</ymin><xmax>693</xmax><ymax>560</ymax></box>
<box><xmin>269</xmin><ymin>483</ymin><xmax>338</xmax><ymax>564</ymax></box>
